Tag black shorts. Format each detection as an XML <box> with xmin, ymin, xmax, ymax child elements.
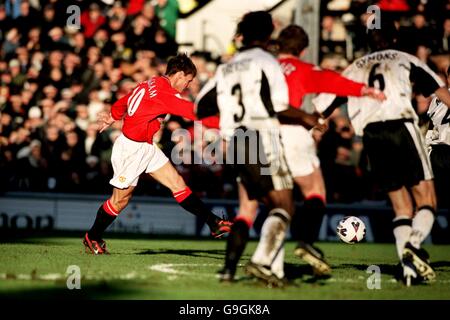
<box><xmin>430</xmin><ymin>144</ymin><xmax>450</xmax><ymax>207</ymax></box>
<box><xmin>362</xmin><ymin>119</ymin><xmax>433</xmax><ymax>192</ymax></box>
<box><xmin>227</xmin><ymin>128</ymin><xmax>292</xmax><ymax>200</ymax></box>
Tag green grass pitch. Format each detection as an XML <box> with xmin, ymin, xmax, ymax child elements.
<box><xmin>0</xmin><ymin>237</ymin><xmax>449</xmax><ymax>299</ymax></box>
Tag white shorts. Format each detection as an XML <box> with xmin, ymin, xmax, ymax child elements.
<box><xmin>280</xmin><ymin>125</ymin><xmax>320</xmax><ymax>177</ymax></box>
<box><xmin>110</xmin><ymin>134</ymin><xmax>169</xmax><ymax>189</ymax></box>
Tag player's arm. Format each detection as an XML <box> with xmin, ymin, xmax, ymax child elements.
<box><xmin>312</xmin><ymin>92</ymin><xmax>346</xmax><ymax>119</ymax></box>
<box><xmin>265</xmin><ymin>62</ymin><xmax>323</xmax><ymax>128</ymax></box>
<box><xmin>161</xmin><ymin>92</ymin><xmax>197</xmax><ymax>120</ymax></box>
<box><xmin>410</xmin><ymin>60</ymin><xmax>450</xmax><ymax>108</ymax></box>
<box><xmin>320</xmin><ymin>97</ymin><xmax>348</xmax><ymax>118</ymax></box>
<box><xmin>98</xmin><ymin>92</ymin><xmax>131</xmax><ymax>133</ymax></box>
<box><xmin>303</xmin><ymin>65</ymin><xmax>385</xmax><ymax>100</ymax></box>
<box><xmin>195</xmin><ymin>77</ymin><xmax>219</xmax><ymax>119</ymax></box>
<box><xmin>194</xmin><ymin>77</ymin><xmax>221</xmax><ymax>128</ymax></box>
<box><xmin>277</xmin><ymin>107</ymin><xmax>322</xmax><ymax>129</ymax></box>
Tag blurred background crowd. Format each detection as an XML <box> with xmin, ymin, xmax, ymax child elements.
<box><xmin>0</xmin><ymin>0</ymin><xmax>449</xmax><ymax>203</ymax></box>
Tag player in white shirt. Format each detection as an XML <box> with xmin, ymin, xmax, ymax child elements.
<box><xmin>313</xmin><ymin>21</ymin><xmax>450</xmax><ymax>286</ymax></box>
<box><xmin>197</xmin><ymin>11</ymin><xmax>322</xmax><ymax>284</ymax></box>
<box><xmin>426</xmin><ymin>66</ymin><xmax>450</xmax><ymax>214</ymax></box>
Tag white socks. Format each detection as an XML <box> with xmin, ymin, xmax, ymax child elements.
<box><xmin>393</xmin><ymin>206</ymin><xmax>435</xmax><ymax>261</ymax></box>
<box><xmin>251</xmin><ymin>208</ymin><xmax>290</xmax><ymax>277</ymax></box>
<box><xmin>392</xmin><ymin>215</ymin><xmax>412</xmax><ymax>260</ymax></box>
<box><xmin>410</xmin><ymin>206</ymin><xmax>435</xmax><ymax>249</ymax></box>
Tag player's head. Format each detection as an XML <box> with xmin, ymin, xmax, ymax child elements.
<box><xmin>165</xmin><ymin>53</ymin><xmax>197</xmax><ymax>78</ymax></box>
<box><xmin>367</xmin><ymin>19</ymin><xmax>398</xmax><ymax>51</ymax></box>
<box><xmin>165</xmin><ymin>53</ymin><xmax>197</xmax><ymax>92</ymax></box>
<box><xmin>277</xmin><ymin>25</ymin><xmax>309</xmax><ymax>56</ymax></box>
<box><xmin>238</xmin><ymin>11</ymin><xmax>274</xmax><ymax>47</ymax></box>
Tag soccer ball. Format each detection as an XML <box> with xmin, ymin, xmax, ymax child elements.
<box><xmin>336</xmin><ymin>216</ymin><xmax>366</xmax><ymax>244</ymax></box>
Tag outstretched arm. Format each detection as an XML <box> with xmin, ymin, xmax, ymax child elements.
<box><xmin>277</xmin><ymin>106</ymin><xmax>322</xmax><ymax>130</ymax></box>
<box><xmin>303</xmin><ymin>66</ymin><xmax>386</xmax><ymax>101</ymax></box>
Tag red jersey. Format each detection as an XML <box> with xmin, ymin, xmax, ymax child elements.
<box><xmin>278</xmin><ymin>57</ymin><xmax>365</xmax><ymax>109</ymax></box>
<box><xmin>111</xmin><ymin>76</ymin><xmax>196</xmax><ymax>143</ymax></box>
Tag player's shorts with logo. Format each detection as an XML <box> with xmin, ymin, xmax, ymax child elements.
<box><xmin>280</xmin><ymin>124</ymin><xmax>320</xmax><ymax>177</ymax></box>
<box><xmin>362</xmin><ymin>119</ymin><xmax>433</xmax><ymax>192</ymax></box>
<box><xmin>228</xmin><ymin>127</ymin><xmax>293</xmax><ymax>200</ymax></box>
<box><xmin>110</xmin><ymin>134</ymin><xmax>169</xmax><ymax>189</ymax></box>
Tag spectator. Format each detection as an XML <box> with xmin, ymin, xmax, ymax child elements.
<box><xmin>14</xmin><ymin>139</ymin><xmax>48</xmax><ymax>191</ymax></box>
<box><xmin>80</xmin><ymin>3</ymin><xmax>107</xmax><ymax>39</ymax></box>
<box><xmin>438</xmin><ymin>17</ymin><xmax>450</xmax><ymax>53</ymax></box>
<box><xmin>155</xmin><ymin>0</ymin><xmax>179</xmax><ymax>40</ymax></box>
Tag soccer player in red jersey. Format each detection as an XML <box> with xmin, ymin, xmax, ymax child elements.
<box><xmin>83</xmin><ymin>54</ymin><xmax>231</xmax><ymax>254</ymax></box>
<box><xmin>278</xmin><ymin>25</ymin><xmax>384</xmax><ymax>275</ymax></box>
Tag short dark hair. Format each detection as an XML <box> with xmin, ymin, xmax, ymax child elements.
<box><xmin>165</xmin><ymin>53</ymin><xmax>197</xmax><ymax>77</ymax></box>
<box><xmin>367</xmin><ymin>20</ymin><xmax>398</xmax><ymax>51</ymax></box>
<box><xmin>277</xmin><ymin>25</ymin><xmax>309</xmax><ymax>56</ymax></box>
<box><xmin>238</xmin><ymin>11</ymin><xmax>274</xmax><ymax>46</ymax></box>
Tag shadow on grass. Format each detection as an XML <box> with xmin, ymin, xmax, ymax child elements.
<box><xmin>0</xmin><ymin>280</ymin><xmax>152</xmax><ymax>300</ymax></box>
<box><xmin>136</xmin><ymin>248</ymin><xmax>228</xmax><ymax>260</ymax></box>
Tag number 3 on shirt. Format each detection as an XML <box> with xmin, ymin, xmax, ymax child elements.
<box><xmin>127</xmin><ymin>88</ymin><xmax>146</xmax><ymax>116</ymax></box>
<box><xmin>232</xmin><ymin>84</ymin><xmax>245</xmax><ymax>122</ymax></box>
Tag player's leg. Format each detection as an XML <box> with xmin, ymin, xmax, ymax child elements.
<box><xmin>220</xmin><ymin>182</ymin><xmax>258</xmax><ymax>281</ymax></box>
<box><xmin>84</xmin><ymin>186</ymin><xmax>135</xmax><ymax>254</ymax></box>
<box><xmin>387</xmin><ymin>186</ymin><xmax>420</xmax><ymax>285</ymax></box>
<box><xmin>400</xmin><ymin>180</ymin><xmax>437</xmax><ymax>281</ymax></box>
<box><xmin>247</xmin><ymin>188</ymin><xmax>292</xmax><ymax>285</ymax></box>
<box><xmin>245</xmin><ymin>127</ymin><xmax>295</xmax><ymax>284</ymax></box>
<box><xmin>281</xmin><ymin>124</ymin><xmax>330</xmax><ymax>275</ymax></box>
<box><xmin>148</xmin><ymin>160</ymin><xmax>231</xmax><ymax>237</ymax></box>
<box><xmin>84</xmin><ymin>133</ymin><xmax>147</xmax><ymax>254</ymax></box>
<box><xmin>293</xmin><ymin>167</ymin><xmax>327</xmax><ymax>244</ymax></box>
<box><xmin>400</xmin><ymin>121</ymin><xmax>436</xmax><ymax>281</ymax></box>
<box><xmin>410</xmin><ymin>180</ymin><xmax>436</xmax><ymax>248</ymax></box>
<box><xmin>292</xmin><ymin>169</ymin><xmax>331</xmax><ymax>275</ymax></box>
<box><xmin>388</xmin><ymin>187</ymin><xmax>414</xmax><ymax>260</ymax></box>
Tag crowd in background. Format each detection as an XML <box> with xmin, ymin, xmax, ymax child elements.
<box><xmin>0</xmin><ymin>0</ymin><xmax>449</xmax><ymax>203</ymax></box>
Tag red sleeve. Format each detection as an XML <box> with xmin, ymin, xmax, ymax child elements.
<box><xmin>111</xmin><ymin>92</ymin><xmax>131</xmax><ymax>120</ymax></box>
<box><xmin>200</xmin><ymin>115</ymin><xmax>220</xmax><ymax>129</ymax></box>
<box><xmin>160</xmin><ymin>92</ymin><xmax>197</xmax><ymax>120</ymax></box>
<box><xmin>302</xmin><ymin>66</ymin><xmax>364</xmax><ymax>97</ymax></box>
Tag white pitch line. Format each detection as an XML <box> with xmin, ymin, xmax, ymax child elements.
<box><xmin>148</xmin><ymin>263</ymin><xmax>222</xmax><ymax>277</ymax></box>
<box><xmin>147</xmin><ymin>263</ymin><xmax>450</xmax><ymax>284</ymax></box>
<box><xmin>2</xmin><ymin>265</ymin><xmax>450</xmax><ymax>284</ymax></box>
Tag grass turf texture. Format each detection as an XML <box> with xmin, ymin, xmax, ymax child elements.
<box><xmin>0</xmin><ymin>237</ymin><xmax>449</xmax><ymax>299</ymax></box>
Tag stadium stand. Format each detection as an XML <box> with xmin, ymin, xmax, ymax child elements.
<box><xmin>0</xmin><ymin>0</ymin><xmax>448</xmax><ymax>205</ymax></box>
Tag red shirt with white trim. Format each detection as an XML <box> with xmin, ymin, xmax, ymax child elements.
<box><xmin>278</xmin><ymin>57</ymin><xmax>364</xmax><ymax>109</ymax></box>
<box><xmin>111</xmin><ymin>76</ymin><xmax>196</xmax><ymax>143</ymax></box>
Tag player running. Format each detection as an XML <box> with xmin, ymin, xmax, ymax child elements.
<box><xmin>313</xmin><ymin>21</ymin><xmax>450</xmax><ymax>285</ymax></box>
<box><xmin>83</xmin><ymin>54</ymin><xmax>231</xmax><ymax>255</ymax></box>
